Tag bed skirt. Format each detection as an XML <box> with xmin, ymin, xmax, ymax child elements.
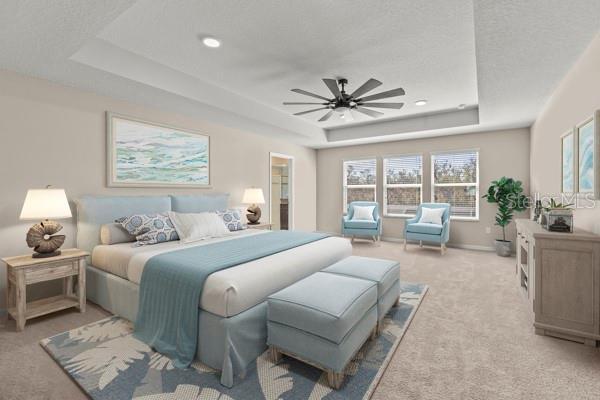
<box><xmin>86</xmin><ymin>265</ymin><xmax>268</xmax><ymax>387</ymax></box>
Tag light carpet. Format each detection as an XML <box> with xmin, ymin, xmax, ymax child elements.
<box><xmin>40</xmin><ymin>282</ymin><xmax>427</xmax><ymax>400</ymax></box>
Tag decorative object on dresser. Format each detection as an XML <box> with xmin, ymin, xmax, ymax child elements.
<box><xmin>242</xmin><ymin>187</ymin><xmax>265</xmax><ymax>224</ymax></box>
<box><xmin>515</xmin><ymin>219</ymin><xmax>600</xmax><ymax>347</ymax></box>
<box><xmin>540</xmin><ymin>199</ymin><xmax>574</xmax><ymax>232</ymax></box>
<box><xmin>20</xmin><ymin>186</ymin><xmax>72</xmax><ymax>258</ymax></box>
<box><xmin>106</xmin><ymin>112</ymin><xmax>210</xmax><ymax>188</ymax></box>
<box><xmin>2</xmin><ymin>249</ymin><xmax>88</xmax><ymax>331</ymax></box>
<box><xmin>482</xmin><ymin>177</ymin><xmax>528</xmax><ymax>257</ymax></box>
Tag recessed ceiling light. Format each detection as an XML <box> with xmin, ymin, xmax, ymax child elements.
<box><xmin>458</xmin><ymin>103</ymin><xmax>466</xmax><ymax>110</ymax></box>
<box><xmin>415</xmin><ymin>100</ymin><xmax>427</xmax><ymax>106</ymax></box>
<box><xmin>202</xmin><ymin>37</ymin><xmax>221</xmax><ymax>48</ymax></box>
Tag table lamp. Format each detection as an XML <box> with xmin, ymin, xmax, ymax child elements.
<box><xmin>242</xmin><ymin>188</ymin><xmax>265</xmax><ymax>225</ymax></box>
<box><xmin>20</xmin><ymin>187</ymin><xmax>72</xmax><ymax>258</ymax></box>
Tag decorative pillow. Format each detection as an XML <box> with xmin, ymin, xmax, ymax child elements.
<box><xmin>168</xmin><ymin>211</ymin><xmax>230</xmax><ymax>243</ymax></box>
<box><xmin>418</xmin><ymin>207</ymin><xmax>445</xmax><ymax>225</ymax></box>
<box><xmin>216</xmin><ymin>209</ymin><xmax>246</xmax><ymax>231</ymax></box>
<box><xmin>352</xmin><ymin>205</ymin><xmax>375</xmax><ymax>221</ymax></box>
<box><xmin>115</xmin><ymin>213</ymin><xmax>179</xmax><ymax>246</ymax></box>
<box><xmin>100</xmin><ymin>223</ymin><xmax>136</xmax><ymax>245</ymax></box>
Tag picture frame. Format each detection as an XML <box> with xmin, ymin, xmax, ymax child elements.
<box><xmin>106</xmin><ymin>112</ymin><xmax>211</xmax><ymax>188</ymax></box>
<box><xmin>560</xmin><ymin>130</ymin><xmax>575</xmax><ymax>194</ymax></box>
<box><xmin>575</xmin><ymin>111</ymin><xmax>600</xmax><ymax>198</ymax></box>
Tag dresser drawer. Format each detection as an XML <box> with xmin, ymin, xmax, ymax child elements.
<box><xmin>25</xmin><ymin>261</ymin><xmax>78</xmax><ymax>284</ymax></box>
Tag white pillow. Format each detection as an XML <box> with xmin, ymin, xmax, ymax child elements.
<box><xmin>352</xmin><ymin>205</ymin><xmax>375</xmax><ymax>221</ymax></box>
<box><xmin>418</xmin><ymin>207</ymin><xmax>445</xmax><ymax>225</ymax></box>
<box><xmin>100</xmin><ymin>223</ymin><xmax>137</xmax><ymax>245</ymax></box>
<box><xmin>168</xmin><ymin>211</ymin><xmax>230</xmax><ymax>243</ymax></box>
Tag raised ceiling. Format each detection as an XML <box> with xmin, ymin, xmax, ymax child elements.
<box><xmin>1</xmin><ymin>0</ymin><xmax>599</xmax><ymax>147</ymax></box>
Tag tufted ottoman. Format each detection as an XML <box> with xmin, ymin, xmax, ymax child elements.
<box><xmin>323</xmin><ymin>256</ymin><xmax>400</xmax><ymax>334</ymax></box>
<box><xmin>267</xmin><ymin>272</ymin><xmax>377</xmax><ymax>389</ymax></box>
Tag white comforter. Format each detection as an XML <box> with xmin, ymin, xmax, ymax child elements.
<box><xmin>91</xmin><ymin>229</ymin><xmax>352</xmax><ymax>318</ymax></box>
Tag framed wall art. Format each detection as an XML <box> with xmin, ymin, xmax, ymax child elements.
<box><xmin>107</xmin><ymin>112</ymin><xmax>210</xmax><ymax>188</ymax></box>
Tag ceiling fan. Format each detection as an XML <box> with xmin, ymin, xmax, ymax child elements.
<box><xmin>283</xmin><ymin>78</ymin><xmax>405</xmax><ymax>122</ymax></box>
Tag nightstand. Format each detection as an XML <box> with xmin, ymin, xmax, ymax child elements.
<box><xmin>248</xmin><ymin>223</ymin><xmax>273</xmax><ymax>230</ymax></box>
<box><xmin>2</xmin><ymin>248</ymin><xmax>89</xmax><ymax>331</ymax></box>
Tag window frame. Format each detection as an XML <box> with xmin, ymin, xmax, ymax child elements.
<box><xmin>383</xmin><ymin>153</ymin><xmax>423</xmax><ymax>218</ymax></box>
<box><xmin>430</xmin><ymin>149</ymin><xmax>480</xmax><ymax>221</ymax></box>
<box><xmin>342</xmin><ymin>157</ymin><xmax>377</xmax><ymax>213</ymax></box>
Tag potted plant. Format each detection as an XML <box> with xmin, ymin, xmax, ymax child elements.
<box><xmin>483</xmin><ymin>177</ymin><xmax>528</xmax><ymax>257</ymax></box>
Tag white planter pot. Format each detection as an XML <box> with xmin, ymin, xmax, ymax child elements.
<box><xmin>494</xmin><ymin>239</ymin><xmax>512</xmax><ymax>257</ymax></box>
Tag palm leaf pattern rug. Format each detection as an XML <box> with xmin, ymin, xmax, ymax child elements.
<box><xmin>41</xmin><ymin>282</ymin><xmax>427</xmax><ymax>400</ymax></box>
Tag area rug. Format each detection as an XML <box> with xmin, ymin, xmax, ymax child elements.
<box><xmin>41</xmin><ymin>282</ymin><xmax>427</xmax><ymax>400</ymax></box>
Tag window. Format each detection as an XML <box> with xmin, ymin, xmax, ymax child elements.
<box><xmin>431</xmin><ymin>150</ymin><xmax>479</xmax><ymax>219</ymax></box>
<box><xmin>343</xmin><ymin>158</ymin><xmax>377</xmax><ymax>212</ymax></box>
<box><xmin>383</xmin><ymin>154</ymin><xmax>422</xmax><ymax>217</ymax></box>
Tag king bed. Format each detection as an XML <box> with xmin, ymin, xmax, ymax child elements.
<box><xmin>77</xmin><ymin>194</ymin><xmax>351</xmax><ymax>387</ymax></box>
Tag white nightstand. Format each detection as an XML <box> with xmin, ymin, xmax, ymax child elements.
<box><xmin>2</xmin><ymin>248</ymin><xmax>89</xmax><ymax>331</ymax></box>
<box><xmin>248</xmin><ymin>223</ymin><xmax>273</xmax><ymax>230</ymax></box>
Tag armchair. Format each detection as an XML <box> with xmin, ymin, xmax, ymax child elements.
<box><xmin>404</xmin><ymin>203</ymin><xmax>450</xmax><ymax>254</ymax></box>
<box><xmin>341</xmin><ymin>201</ymin><xmax>382</xmax><ymax>242</ymax></box>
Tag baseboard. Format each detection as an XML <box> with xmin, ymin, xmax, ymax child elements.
<box><xmin>319</xmin><ymin>231</ymin><xmax>497</xmax><ymax>252</ymax></box>
<box><xmin>380</xmin><ymin>236</ymin><xmax>495</xmax><ymax>252</ymax></box>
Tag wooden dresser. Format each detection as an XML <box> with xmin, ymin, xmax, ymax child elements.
<box><xmin>515</xmin><ymin>219</ymin><xmax>600</xmax><ymax>346</ymax></box>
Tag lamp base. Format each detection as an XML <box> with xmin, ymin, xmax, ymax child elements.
<box><xmin>246</xmin><ymin>204</ymin><xmax>262</xmax><ymax>224</ymax></box>
<box><xmin>32</xmin><ymin>250</ymin><xmax>61</xmax><ymax>259</ymax></box>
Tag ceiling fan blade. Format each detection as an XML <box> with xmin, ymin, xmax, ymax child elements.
<box><xmin>291</xmin><ymin>88</ymin><xmax>331</xmax><ymax>101</ymax></box>
<box><xmin>355</xmin><ymin>107</ymin><xmax>384</xmax><ymax>118</ymax></box>
<box><xmin>294</xmin><ymin>107</ymin><xmax>329</xmax><ymax>116</ymax></box>
<box><xmin>283</xmin><ymin>102</ymin><xmax>329</xmax><ymax>105</ymax></box>
<box><xmin>350</xmin><ymin>78</ymin><xmax>382</xmax><ymax>99</ymax></box>
<box><xmin>318</xmin><ymin>110</ymin><xmax>335</xmax><ymax>122</ymax></box>
<box><xmin>359</xmin><ymin>102</ymin><xmax>405</xmax><ymax>109</ymax></box>
<box><xmin>358</xmin><ymin>88</ymin><xmax>405</xmax><ymax>102</ymax></box>
<box><xmin>323</xmin><ymin>78</ymin><xmax>341</xmax><ymax>99</ymax></box>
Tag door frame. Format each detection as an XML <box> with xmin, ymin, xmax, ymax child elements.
<box><xmin>269</xmin><ymin>152</ymin><xmax>294</xmax><ymax>230</ymax></box>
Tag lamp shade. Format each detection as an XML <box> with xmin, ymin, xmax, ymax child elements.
<box><xmin>242</xmin><ymin>188</ymin><xmax>265</xmax><ymax>204</ymax></box>
<box><xmin>19</xmin><ymin>189</ymin><xmax>72</xmax><ymax>220</ymax></box>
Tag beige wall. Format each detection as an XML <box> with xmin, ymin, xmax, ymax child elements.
<box><xmin>317</xmin><ymin>129</ymin><xmax>530</xmax><ymax>249</ymax></box>
<box><xmin>531</xmin><ymin>33</ymin><xmax>600</xmax><ymax>234</ymax></box>
<box><xmin>0</xmin><ymin>70</ymin><xmax>316</xmax><ymax>310</ymax></box>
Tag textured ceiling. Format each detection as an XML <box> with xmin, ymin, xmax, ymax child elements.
<box><xmin>97</xmin><ymin>0</ymin><xmax>478</xmax><ymax>128</ymax></box>
<box><xmin>0</xmin><ymin>1</ymin><xmax>599</xmax><ymax>148</ymax></box>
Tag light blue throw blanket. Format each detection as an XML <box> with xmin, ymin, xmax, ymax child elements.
<box><xmin>134</xmin><ymin>230</ymin><xmax>328</xmax><ymax>368</ymax></box>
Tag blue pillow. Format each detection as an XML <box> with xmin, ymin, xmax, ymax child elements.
<box><xmin>216</xmin><ymin>209</ymin><xmax>246</xmax><ymax>232</ymax></box>
<box><xmin>115</xmin><ymin>213</ymin><xmax>179</xmax><ymax>246</ymax></box>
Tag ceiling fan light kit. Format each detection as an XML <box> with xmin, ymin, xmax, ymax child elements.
<box><xmin>284</xmin><ymin>78</ymin><xmax>405</xmax><ymax>122</ymax></box>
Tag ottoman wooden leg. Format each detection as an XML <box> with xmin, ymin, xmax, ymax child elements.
<box><xmin>327</xmin><ymin>370</ymin><xmax>344</xmax><ymax>389</ymax></box>
<box><xmin>270</xmin><ymin>346</ymin><xmax>283</xmax><ymax>363</ymax></box>
<box><xmin>371</xmin><ymin>325</ymin><xmax>379</xmax><ymax>339</ymax></box>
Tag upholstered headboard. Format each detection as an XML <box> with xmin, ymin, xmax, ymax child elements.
<box><xmin>76</xmin><ymin>194</ymin><xmax>230</xmax><ymax>253</ymax></box>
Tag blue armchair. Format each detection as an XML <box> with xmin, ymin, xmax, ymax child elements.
<box><xmin>404</xmin><ymin>203</ymin><xmax>450</xmax><ymax>254</ymax></box>
<box><xmin>342</xmin><ymin>201</ymin><xmax>382</xmax><ymax>242</ymax></box>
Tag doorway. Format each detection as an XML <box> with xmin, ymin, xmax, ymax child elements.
<box><xmin>270</xmin><ymin>153</ymin><xmax>293</xmax><ymax>230</ymax></box>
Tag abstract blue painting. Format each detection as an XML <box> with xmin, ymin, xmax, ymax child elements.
<box><xmin>561</xmin><ymin>132</ymin><xmax>574</xmax><ymax>193</ymax></box>
<box><xmin>578</xmin><ymin>119</ymin><xmax>595</xmax><ymax>193</ymax></box>
<box><xmin>108</xmin><ymin>114</ymin><xmax>210</xmax><ymax>187</ymax></box>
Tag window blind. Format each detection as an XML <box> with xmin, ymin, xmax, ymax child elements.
<box><xmin>384</xmin><ymin>155</ymin><xmax>422</xmax><ymax>216</ymax></box>
<box><xmin>432</xmin><ymin>151</ymin><xmax>479</xmax><ymax>219</ymax></box>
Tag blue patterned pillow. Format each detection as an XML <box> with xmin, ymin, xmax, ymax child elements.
<box><xmin>216</xmin><ymin>209</ymin><xmax>246</xmax><ymax>232</ymax></box>
<box><xmin>115</xmin><ymin>213</ymin><xmax>179</xmax><ymax>246</ymax></box>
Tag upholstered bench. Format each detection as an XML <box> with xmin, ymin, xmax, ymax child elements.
<box><xmin>267</xmin><ymin>272</ymin><xmax>377</xmax><ymax>389</ymax></box>
<box><xmin>323</xmin><ymin>256</ymin><xmax>400</xmax><ymax>334</ymax></box>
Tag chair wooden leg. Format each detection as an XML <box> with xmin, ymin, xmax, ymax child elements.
<box><xmin>403</xmin><ymin>238</ymin><xmax>407</xmax><ymax>250</ymax></box>
<box><xmin>419</xmin><ymin>240</ymin><xmax>423</xmax><ymax>248</ymax></box>
<box><xmin>270</xmin><ymin>346</ymin><xmax>282</xmax><ymax>363</ymax></box>
<box><xmin>441</xmin><ymin>243</ymin><xmax>446</xmax><ymax>255</ymax></box>
<box><xmin>351</xmin><ymin>236</ymin><xmax>355</xmax><ymax>243</ymax></box>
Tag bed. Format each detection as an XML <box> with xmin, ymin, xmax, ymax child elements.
<box><xmin>77</xmin><ymin>194</ymin><xmax>351</xmax><ymax>387</ymax></box>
